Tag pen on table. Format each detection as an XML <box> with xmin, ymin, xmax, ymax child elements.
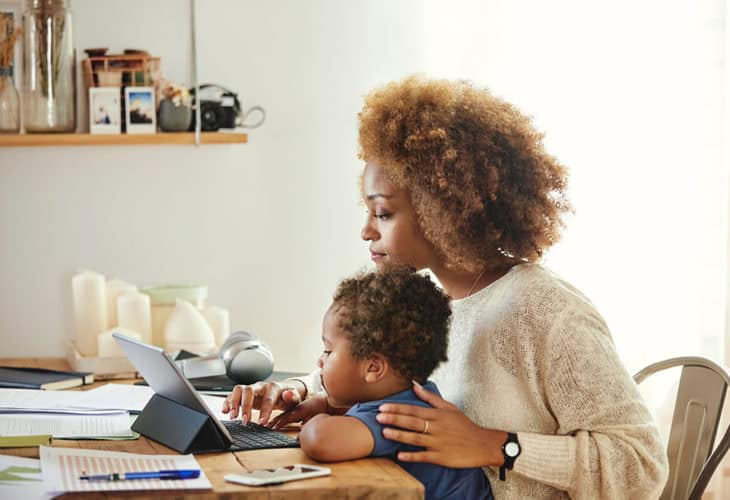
<box><xmin>79</xmin><ymin>469</ymin><xmax>200</xmax><ymax>481</ymax></box>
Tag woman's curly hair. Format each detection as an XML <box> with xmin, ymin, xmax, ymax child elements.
<box><xmin>358</xmin><ymin>75</ymin><xmax>572</xmax><ymax>273</ymax></box>
<box><xmin>333</xmin><ymin>266</ymin><xmax>450</xmax><ymax>383</ymax></box>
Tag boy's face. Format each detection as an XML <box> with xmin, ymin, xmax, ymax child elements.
<box><xmin>317</xmin><ymin>303</ymin><xmax>369</xmax><ymax>407</ymax></box>
<box><xmin>360</xmin><ymin>160</ymin><xmax>438</xmax><ymax>271</ymax></box>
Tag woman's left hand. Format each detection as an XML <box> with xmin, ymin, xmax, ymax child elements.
<box><xmin>376</xmin><ymin>381</ymin><xmax>507</xmax><ymax>468</ymax></box>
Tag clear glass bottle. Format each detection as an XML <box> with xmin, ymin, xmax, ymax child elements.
<box><xmin>22</xmin><ymin>0</ymin><xmax>76</xmax><ymax>132</ymax></box>
<box><xmin>0</xmin><ymin>67</ymin><xmax>20</xmax><ymax>133</ymax></box>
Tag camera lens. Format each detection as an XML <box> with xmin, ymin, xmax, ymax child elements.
<box><xmin>200</xmin><ymin>102</ymin><xmax>219</xmax><ymax>131</ymax></box>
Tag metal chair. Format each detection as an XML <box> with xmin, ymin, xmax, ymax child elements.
<box><xmin>634</xmin><ymin>356</ymin><xmax>730</xmax><ymax>500</ymax></box>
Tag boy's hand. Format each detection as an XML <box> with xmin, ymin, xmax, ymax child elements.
<box><xmin>222</xmin><ymin>380</ymin><xmax>303</xmax><ymax>425</ymax></box>
<box><xmin>269</xmin><ymin>393</ymin><xmax>336</xmax><ymax>429</ymax></box>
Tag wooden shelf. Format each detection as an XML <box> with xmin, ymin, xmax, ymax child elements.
<box><xmin>0</xmin><ymin>132</ymin><xmax>248</xmax><ymax>147</ymax></box>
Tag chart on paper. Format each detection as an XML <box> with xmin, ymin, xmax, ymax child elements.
<box><xmin>40</xmin><ymin>446</ymin><xmax>211</xmax><ymax>493</ymax></box>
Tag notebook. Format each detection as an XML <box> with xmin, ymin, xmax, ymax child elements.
<box><xmin>0</xmin><ymin>366</ymin><xmax>94</xmax><ymax>385</ymax></box>
<box><xmin>0</xmin><ymin>367</ymin><xmax>84</xmax><ymax>390</ymax></box>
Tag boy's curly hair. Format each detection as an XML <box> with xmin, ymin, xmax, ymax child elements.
<box><xmin>333</xmin><ymin>266</ymin><xmax>450</xmax><ymax>383</ymax></box>
<box><xmin>358</xmin><ymin>75</ymin><xmax>572</xmax><ymax>273</ymax></box>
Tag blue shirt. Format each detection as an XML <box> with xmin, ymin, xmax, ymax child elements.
<box><xmin>345</xmin><ymin>381</ymin><xmax>493</xmax><ymax>500</ymax></box>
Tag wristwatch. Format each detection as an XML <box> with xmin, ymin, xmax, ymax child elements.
<box><xmin>499</xmin><ymin>432</ymin><xmax>521</xmax><ymax>481</ymax></box>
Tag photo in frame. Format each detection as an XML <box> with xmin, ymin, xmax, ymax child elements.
<box><xmin>89</xmin><ymin>87</ymin><xmax>121</xmax><ymax>134</ymax></box>
<box><xmin>124</xmin><ymin>86</ymin><xmax>156</xmax><ymax>134</ymax></box>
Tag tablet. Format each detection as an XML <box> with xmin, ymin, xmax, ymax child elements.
<box><xmin>112</xmin><ymin>332</ymin><xmax>234</xmax><ymax>446</ymax></box>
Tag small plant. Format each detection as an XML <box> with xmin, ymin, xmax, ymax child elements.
<box><xmin>0</xmin><ymin>14</ymin><xmax>22</xmax><ymax>70</ymax></box>
<box><xmin>155</xmin><ymin>76</ymin><xmax>190</xmax><ymax>107</ymax></box>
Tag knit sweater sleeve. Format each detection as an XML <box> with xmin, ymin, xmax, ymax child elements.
<box><xmin>288</xmin><ymin>368</ymin><xmax>323</xmax><ymax>400</ymax></box>
<box><xmin>512</xmin><ymin>306</ymin><xmax>668</xmax><ymax>499</ymax></box>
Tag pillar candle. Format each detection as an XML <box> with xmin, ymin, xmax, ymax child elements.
<box><xmin>117</xmin><ymin>292</ymin><xmax>152</xmax><ymax>345</ymax></box>
<box><xmin>72</xmin><ymin>270</ymin><xmax>107</xmax><ymax>356</ymax></box>
<box><xmin>98</xmin><ymin>327</ymin><xmax>141</xmax><ymax>358</ymax></box>
<box><xmin>105</xmin><ymin>279</ymin><xmax>137</xmax><ymax>328</ymax></box>
<box><xmin>204</xmin><ymin>305</ymin><xmax>230</xmax><ymax>348</ymax></box>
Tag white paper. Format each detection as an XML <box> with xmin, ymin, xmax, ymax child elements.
<box><xmin>0</xmin><ymin>455</ymin><xmax>53</xmax><ymax>500</ymax></box>
<box><xmin>0</xmin><ymin>385</ymin><xmax>227</xmax><ymax>420</ymax></box>
<box><xmin>72</xmin><ymin>384</ymin><xmax>155</xmax><ymax>413</ymax></box>
<box><xmin>0</xmin><ymin>412</ymin><xmax>132</xmax><ymax>438</ymax></box>
<box><xmin>40</xmin><ymin>446</ymin><xmax>211</xmax><ymax>493</ymax></box>
<box><xmin>72</xmin><ymin>384</ymin><xmax>228</xmax><ymax>417</ymax></box>
<box><xmin>0</xmin><ymin>389</ymin><xmax>126</xmax><ymax>415</ymax></box>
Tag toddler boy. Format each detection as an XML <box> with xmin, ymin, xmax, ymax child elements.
<box><xmin>298</xmin><ymin>267</ymin><xmax>493</xmax><ymax>500</ymax></box>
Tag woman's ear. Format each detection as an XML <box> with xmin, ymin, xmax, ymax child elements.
<box><xmin>363</xmin><ymin>353</ymin><xmax>388</xmax><ymax>384</ymax></box>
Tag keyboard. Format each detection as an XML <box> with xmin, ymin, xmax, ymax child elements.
<box><xmin>222</xmin><ymin>420</ymin><xmax>299</xmax><ymax>451</ymax></box>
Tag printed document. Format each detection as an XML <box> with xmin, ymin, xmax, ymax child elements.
<box><xmin>40</xmin><ymin>446</ymin><xmax>211</xmax><ymax>493</ymax></box>
<box><xmin>0</xmin><ymin>412</ymin><xmax>132</xmax><ymax>438</ymax></box>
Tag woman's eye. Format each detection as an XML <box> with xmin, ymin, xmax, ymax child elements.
<box><xmin>374</xmin><ymin>212</ymin><xmax>391</xmax><ymax>220</ymax></box>
<box><xmin>323</xmin><ymin>350</ymin><xmax>332</xmax><ymax>356</ymax></box>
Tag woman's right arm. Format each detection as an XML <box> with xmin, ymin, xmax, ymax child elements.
<box><xmin>222</xmin><ymin>369</ymin><xmax>323</xmax><ymax>425</ymax></box>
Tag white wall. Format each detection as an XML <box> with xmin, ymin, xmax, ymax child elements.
<box><xmin>0</xmin><ymin>0</ymin><xmax>725</xmax><ymax>375</ymax></box>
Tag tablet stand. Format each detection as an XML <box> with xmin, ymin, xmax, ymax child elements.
<box><xmin>132</xmin><ymin>393</ymin><xmax>229</xmax><ymax>454</ymax></box>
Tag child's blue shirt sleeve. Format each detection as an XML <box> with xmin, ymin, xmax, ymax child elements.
<box><xmin>346</xmin><ymin>401</ymin><xmax>403</xmax><ymax>457</ymax></box>
<box><xmin>345</xmin><ymin>382</ymin><xmax>437</xmax><ymax>457</ymax></box>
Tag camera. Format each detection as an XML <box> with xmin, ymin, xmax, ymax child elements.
<box><xmin>189</xmin><ymin>84</ymin><xmax>240</xmax><ymax>131</ymax></box>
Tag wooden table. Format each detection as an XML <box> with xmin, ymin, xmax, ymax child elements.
<box><xmin>0</xmin><ymin>358</ymin><xmax>424</xmax><ymax>499</ymax></box>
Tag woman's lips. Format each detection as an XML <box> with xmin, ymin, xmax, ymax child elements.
<box><xmin>370</xmin><ymin>252</ymin><xmax>386</xmax><ymax>261</ymax></box>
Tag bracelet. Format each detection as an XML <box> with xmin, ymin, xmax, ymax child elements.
<box><xmin>287</xmin><ymin>378</ymin><xmax>308</xmax><ymax>400</ymax></box>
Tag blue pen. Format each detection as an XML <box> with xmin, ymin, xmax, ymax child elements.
<box><xmin>79</xmin><ymin>469</ymin><xmax>200</xmax><ymax>481</ymax></box>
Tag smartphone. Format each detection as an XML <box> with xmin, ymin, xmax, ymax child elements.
<box><xmin>224</xmin><ymin>464</ymin><xmax>331</xmax><ymax>486</ymax></box>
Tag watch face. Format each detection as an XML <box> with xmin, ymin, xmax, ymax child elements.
<box><xmin>505</xmin><ymin>442</ymin><xmax>520</xmax><ymax>457</ymax></box>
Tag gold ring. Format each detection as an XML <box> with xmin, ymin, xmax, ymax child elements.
<box><xmin>422</xmin><ymin>419</ymin><xmax>429</xmax><ymax>434</ymax></box>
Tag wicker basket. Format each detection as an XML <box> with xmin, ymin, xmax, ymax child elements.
<box><xmin>82</xmin><ymin>54</ymin><xmax>160</xmax><ymax>90</ymax></box>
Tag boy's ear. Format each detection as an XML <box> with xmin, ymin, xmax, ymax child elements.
<box><xmin>362</xmin><ymin>353</ymin><xmax>388</xmax><ymax>384</ymax></box>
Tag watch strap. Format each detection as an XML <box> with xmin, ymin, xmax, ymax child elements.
<box><xmin>499</xmin><ymin>432</ymin><xmax>520</xmax><ymax>481</ymax></box>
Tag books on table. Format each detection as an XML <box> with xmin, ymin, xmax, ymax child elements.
<box><xmin>0</xmin><ymin>367</ymin><xmax>87</xmax><ymax>391</ymax></box>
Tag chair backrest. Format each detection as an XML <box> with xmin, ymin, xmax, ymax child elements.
<box><xmin>634</xmin><ymin>356</ymin><xmax>730</xmax><ymax>500</ymax></box>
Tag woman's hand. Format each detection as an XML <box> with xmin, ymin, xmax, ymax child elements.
<box><xmin>376</xmin><ymin>381</ymin><xmax>507</xmax><ymax>468</ymax></box>
<box><xmin>222</xmin><ymin>380</ymin><xmax>304</xmax><ymax>425</ymax></box>
<box><xmin>268</xmin><ymin>393</ymin><xmax>347</xmax><ymax>429</ymax></box>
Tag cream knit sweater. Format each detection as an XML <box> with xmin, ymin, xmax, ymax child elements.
<box><xmin>297</xmin><ymin>263</ymin><xmax>669</xmax><ymax>499</ymax></box>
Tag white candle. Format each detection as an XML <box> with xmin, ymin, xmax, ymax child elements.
<box><xmin>105</xmin><ymin>279</ymin><xmax>137</xmax><ymax>328</ymax></box>
<box><xmin>98</xmin><ymin>327</ymin><xmax>141</xmax><ymax>358</ymax></box>
<box><xmin>204</xmin><ymin>305</ymin><xmax>230</xmax><ymax>348</ymax></box>
<box><xmin>72</xmin><ymin>270</ymin><xmax>107</xmax><ymax>357</ymax></box>
<box><xmin>117</xmin><ymin>292</ymin><xmax>152</xmax><ymax>345</ymax></box>
<box><xmin>165</xmin><ymin>299</ymin><xmax>217</xmax><ymax>355</ymax></box>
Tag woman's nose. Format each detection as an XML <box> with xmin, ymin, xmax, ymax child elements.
<box><xmin>317</xmin><ymin>355</ymin><xmax>324</xmax><ymax>369</ymax></box>
<box><xmin>361</xmin><ymin>217</ymin><xmax>378</xmax><ymax>241</ymax></box>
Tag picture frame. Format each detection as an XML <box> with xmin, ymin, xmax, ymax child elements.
<box><xmin>0</xmin><ymin>0</ymin><xmax>23</xmax><ymax>88</ymax></box>
<box><xmin>124</xmin><ymin>86</ymin><xmax>156</xmax><ymax>134</ymax></box>
<box><xmin>89</xmin><ymin>87</ymin><xmax>122</xmax><ymax>134</ymax></box>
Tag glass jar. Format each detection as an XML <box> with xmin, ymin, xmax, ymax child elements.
<box><xmin>22</xmin><ymin>0</ymin><xmax>76</xmax><ymax>132</ymax></box>
<box><xmin>0</xmin><ymin>67</ymin><xmax>20</xmax><ymax>133</ymax></box>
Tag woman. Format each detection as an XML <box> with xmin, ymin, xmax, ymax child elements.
<box><xmin>223</xmin><ymin>76</ymin><xmax>668</xmax><ymax>499</ymax></box>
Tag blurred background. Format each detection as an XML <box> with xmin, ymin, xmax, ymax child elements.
<box><xmin>0</xmin><ymin>0</ymin><xmax>726</xmax><ymax>380</ymax></box>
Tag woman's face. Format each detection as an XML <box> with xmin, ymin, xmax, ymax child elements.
<box><xmin>360</xmin><ymin>161</ymin><xmax>438</xmax><ymax>270</ymax></box>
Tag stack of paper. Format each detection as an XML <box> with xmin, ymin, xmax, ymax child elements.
<box><xmin>0</xmin><ymin>389</ymin><xmax>135</xmax><ymax>439</ymax></box>
<box><xmin>0</xmin><ymin>385</ymin><xmax>227</xmax><ymax>441</ymax></box>
<box><xmin>71</xmin><ymin>383</ymin><xmax>227</xmax><ymax>416</ymax></box>
<box><xmin>0</xmin><ymin>413</ymin><xmax>133</xmax><ymax>439</ymax></box>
